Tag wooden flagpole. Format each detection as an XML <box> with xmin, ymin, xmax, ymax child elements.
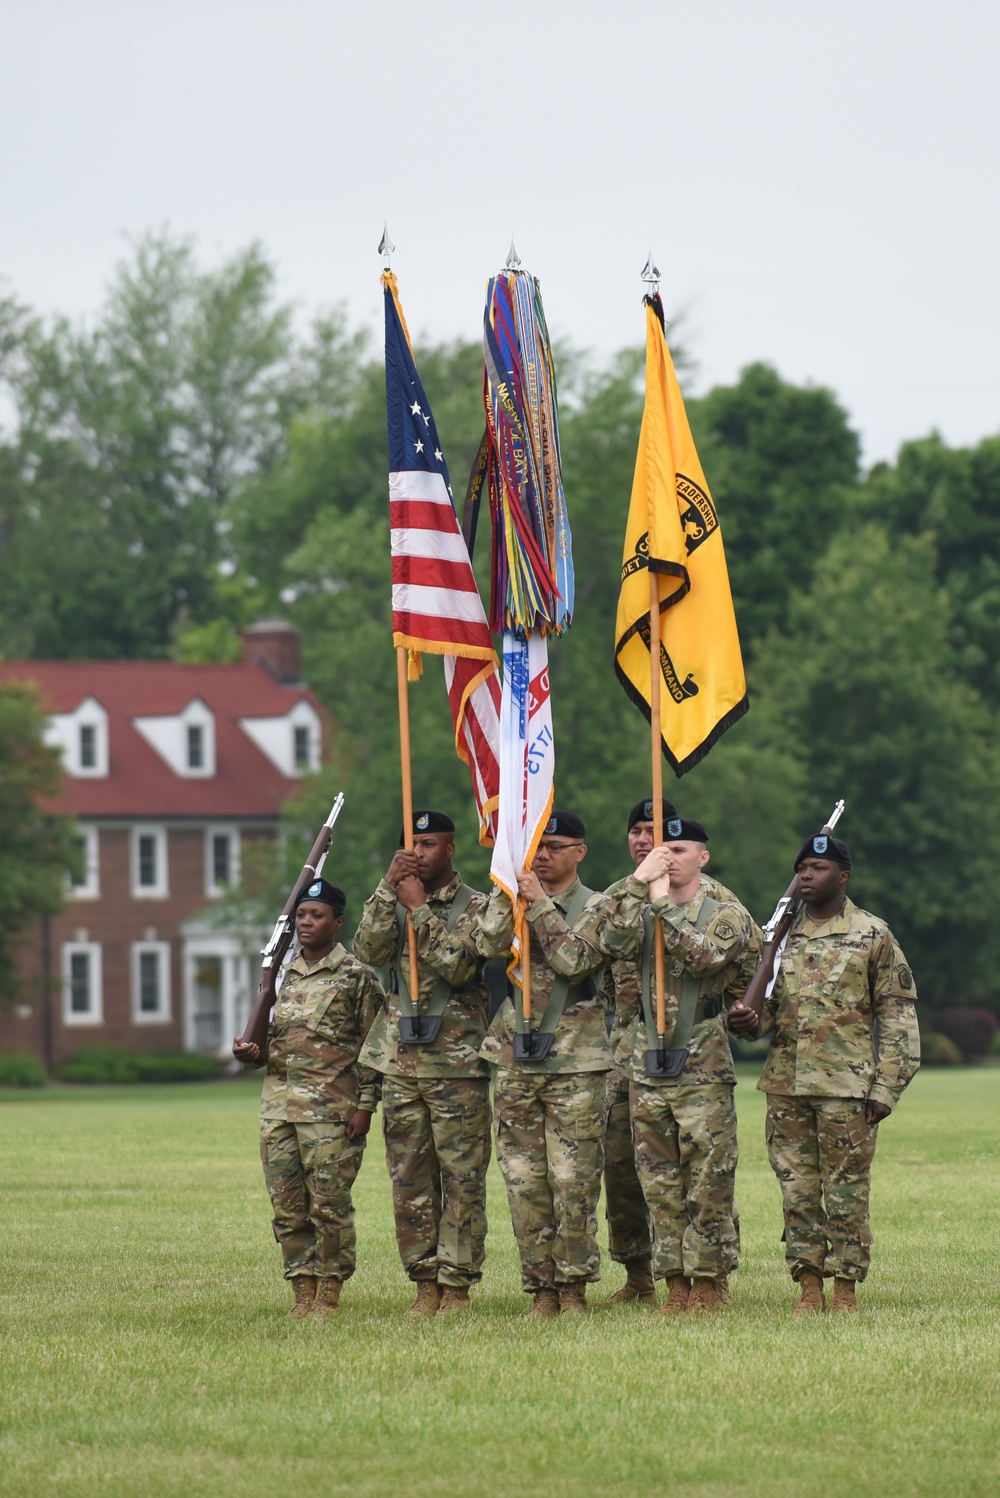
<box><xmin>396</xmin><ymin>646</ymin><xmax>421</xmax><ymax>1008</ymax></box>
<box><xmin>519</xmin><ymin>909</ymin><xmax>532</xmax><ymax>1022</ymax></box>
<box><xmin>648</xmin><ymin>571</ymin><xmax>668</xmax><ymax>1050</ymax></box>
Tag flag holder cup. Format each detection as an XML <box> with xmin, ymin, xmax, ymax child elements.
<box><xmin>398</xmin><ymin>1014</ymin><xmax>444</xmax><ymax>1046</ymax></box>
<box><xmin>513</xmin><ymin>1030</ymin><xmax>556</xmax><ymax>1062</ymax></box>
<box><xmin>644</xmin><ymin>1045</ymin><xmax>689</xmax><ymax>1079</ymax></box>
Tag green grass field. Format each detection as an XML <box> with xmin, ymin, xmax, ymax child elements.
<box><xmin>1</xmin><ymin>1066</ymin><xmax>998</xmax><ymax>1497</ymax></box>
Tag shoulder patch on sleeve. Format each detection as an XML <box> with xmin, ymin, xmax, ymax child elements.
<box><xmin>897</xmin><ymin>964</ymin><xmax>913</xmax><ymax>991</ymax></box>
<box><xmin>714</xmin><ymin>919</ymin><xmax>737</xmax><ymax>941</ymax></box>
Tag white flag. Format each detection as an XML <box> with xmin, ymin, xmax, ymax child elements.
<box><xmin>490</xmin><ymin>633</ymin><xmax>555</xmax><ymax>975</ymax></box>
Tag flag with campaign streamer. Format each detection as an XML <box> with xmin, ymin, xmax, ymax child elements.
<box><xmin>615</xmin><ymin>292</ymin><xmax>747</xmax><ymax>774</ymax></box>
<box><xmin>472</xmin><ymin>266</ymin><xmax>572</xmax><ymax>952</ymax></box>
<box><xmin>383</xmin><ymin>271</ymin><xmax>501</xmax><ymax>843</ymax></box>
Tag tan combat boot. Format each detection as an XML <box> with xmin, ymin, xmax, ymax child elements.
<box><xmin>558</xmin><ymin>1283</ymin><xmax>588</xmax><ymax>1316</ymax></box>
<box><xmin>607</xmin><ymin>1257</ymin><xmax>657</xmax><ymax>1305</ymax></box>
<box><xmin>438</xmin><ymin>1287</ymin><xmax>472</xmax><ymax>1314</ymax></box>
<box><xmin>288</xmin><ymin>1275</ymin><xmax>317</xmax><ymax>1319</ymax></box>
<box><xmin>527</xmin><ymin>1289</ymin><xmax>560</xmax><ymax>1318</ymax></box>
<box><xmin>716</xmin><ymin>1274</ymin><xmax>731</xmax><ymax>1306</ymax></box>
<box><xmin>831</xmin><ymin>1278</ymin><xmax>859</xmax><ymax>1314</ymax></box>
<box><xmin>657</xmin><ymin>1275</ymin><xmax>690</xmax><ymax>1316</ymax></box>
<box><xmin>408</xmin><ymin>1282</ymin><xmax>441</xmax><ymax>1317</ymax></box>
<box><xmin>687</xmin><ymin>1278</ymin><xmax>721</xmax><ymax>1313</ymax></box>
<box><xmin>312</xmin><ymin>1279</ymin><xmax>342</xmax><ymax>1317</ymax></box>
<box><xmin>792</xmin><ymin>1269</ymin><xmax>826</xmax><ymax>1315</ymax></box>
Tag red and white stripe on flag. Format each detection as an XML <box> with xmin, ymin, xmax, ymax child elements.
<box><xmin>390</xmin><ymin>466</ymin><xmax>501</xmax><ymax>843</ymax></box>
<box><xmin>390</xmin><ymin>470</ymin><xmax>498</xmax><ymax>659</ymax></box>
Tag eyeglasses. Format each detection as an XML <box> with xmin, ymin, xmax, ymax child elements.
<box><xmin>538</xmin><ymin>841</ymin><xmax>584</xmax><ymax>853</ymax></box>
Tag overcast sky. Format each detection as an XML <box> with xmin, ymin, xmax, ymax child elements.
<box><xmin>3</xmin><ymin>0</ymin><xmax>998</xmax><ymax>463</ymax></box>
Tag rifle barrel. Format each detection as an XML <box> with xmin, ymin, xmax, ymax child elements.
<box><xmin>235</xmin><ymin>795</ymin><xmax>346</xmax><ymax>1058</ymax></box>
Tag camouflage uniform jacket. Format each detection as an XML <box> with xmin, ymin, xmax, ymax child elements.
<box><xmin>593</xmin><ymin>873</ymin><xmax>754</xmax><ymax>1087</ymax></box>
<box><xmin>757</xmin><ymin>898</ymin><xmax>919</xmax><ymax>1112</ymax></box>
<box><xmin>353</xmin><ymin>871</ymin><xmax>490</xmax><ymax>1079</ymax></box>
<box><xmin>260</xmin><ymin>944</ymin><xmax>383</xmax><ymax>1123</ymax></box>
<box><xmin>471</xmin><ymin>877</ymin><xmax>611</xmax><ymax>1074</ymax></box>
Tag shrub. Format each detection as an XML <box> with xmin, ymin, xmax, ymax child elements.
<box><xmin>921</xmin><ymin>1032</ymin><xmax>964</xmax><ymax>1066</ymax></box>
<box><xmin>58</xmin><ymin>1047</ymin><xmax>140</xmax><ymax>1083</ymax></box>
<box><xmin>133</xmin><ymin>1053</ymin><xmax>221</xmax><ymax>1082</ymax></box>
<box><xmin>935</xmin><ymin>1007</ymin><xmax>999</xmax><ymax>1060</ymax></box>
<box><xmin>0</xmin><ymin>1049</ymin><xmax>47</xmax><ymax>1087</ymax></box>
<box><xmin>57</xmin><ymin>1047</ymin><xmax>222</xmax><ymax>1084</ymax></box>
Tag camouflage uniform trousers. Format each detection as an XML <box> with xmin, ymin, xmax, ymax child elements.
<box><xmin>766</xmin><ymin>1094</ymin><xmax>878</xmax><ymax>1282</ymax></box>
<box><xmin>604</xmin><ymin>1084</ymin><xmax>652</xmax><ymax>1264</ymax></box>
<box><xmin>630</xmin><ymin>1080</ymin><xmax>739</xmax><ymax>1280</ymax></box>
<box><xmin>381</xmin><ymin>1075</ymin><xmax>492</xmax><ymax>1287</ymax></box>
<box><xmin>260</xmin><ymin>1119</ymin><xmax>366</xmax><ymax>1280</ymax></box>
<box><xmin>495</xmin><ymin>1070</ymin><xmax>609</xmax><ymax>1292</ymax></box>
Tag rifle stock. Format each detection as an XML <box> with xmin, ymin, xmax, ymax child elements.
<box><xmin>742</xmin><ymin>800</ymin><xmax>845</xmax><ymax>1023</ymax></box>
<box><xmin>234</xmin><ymin>794</ymin><xmax>345</xmax><ymax>1059</ymax></box>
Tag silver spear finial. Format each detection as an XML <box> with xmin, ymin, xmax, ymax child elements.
<box><xmin>378</xmin><ymin>222</ymin><xmax>395</xmax><ymax>267</ymax></box>
<box><xmin>641</xmin><ymin>248</ymin><xmax>660</xmax><ymax>288</ymax></box>
<box><xmin>506</xmin><ymin>236</ymin><xmax>522</xmax><ymax>270</ymax></box>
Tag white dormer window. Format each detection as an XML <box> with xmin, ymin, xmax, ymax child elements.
<box><xmin>239</xmin><ymin>699</ymin><xmax>321</xmax><ymax>777</ymax></box>
<box><xmin>133</xmin><ymin>698</ymin><xmax>216</xmax><ymax>778</ymax></box>
<box><xmin>187</xmin><ymin>723</ymin><xmax>205</xmax><ymax>770</ymax></box>
<box><xmin>45</xmin><ymin>696</ymin><xmax>109</xmax><ymax>778</ymax></box>
<box><xmin>80</xmin><ymin>725</ymin><xmax>97</xmax><ymax>768</ymax></box>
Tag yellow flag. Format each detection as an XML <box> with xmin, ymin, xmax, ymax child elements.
<box><xmin>615</xmin><ymin>297</ymin><xmax>748</xmax><ymax>773</ymax></box>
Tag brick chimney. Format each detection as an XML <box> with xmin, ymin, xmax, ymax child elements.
<box><xmin>241</xmin><ymin>619</ymin><xmax>302</xmax><ymax>684</ymax></box>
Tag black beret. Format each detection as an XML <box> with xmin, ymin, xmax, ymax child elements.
<box><xmin>663</xmin><ymin>816</ymin><xmax>709</xmax><ymax>844</ymax></box>
<box><xmin>542</xmin><ymin>809</ymin><xmax>586</xmax><ymax>839</ymax></box>
<box><xmin>295</xmin><ymin>877</ymin><xmax>346</xmax><ymax>913</ymax></box>
<box><xmin>627</xmin><ymin>797</ymin><xmax>678</xmax><ymax>832</ymax></box>
<box><xmin>795</xmin><ymin>834</ymin><xmax>851</xmax><ymax>870</ymax></box>
<box><xmin>399</xmin><ymin>809</ymin><xmax>455</xmax><ymax>845</ymax></box>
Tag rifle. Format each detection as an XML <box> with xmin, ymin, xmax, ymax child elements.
<box><xmin>233</xmin><ymin>794</ymin><xmax>345</xmax><ymax>1059</ymax></box>
<box><xmin>737</xmin><ymin>799</ymin><xmax>845</xmax><ymax>1025</ymax></box>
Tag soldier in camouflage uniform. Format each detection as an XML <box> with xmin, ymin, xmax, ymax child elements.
<box><xmin>601</xmin><ymin>798</ymin><xmax>678</xmax><ymax>1306</ymax></box>
<box><xmin>593</xmin><ymin>817</ymin><xmax>755</xmax><ymax>1315</ymax></box>
<box><xmin>730</xmin><ymin>834</ymin><xmax>920</xmax><ymax>1314</ymax></box>
<box><xmin>465</xmin><ymin>810</ymin><xmax>611</xmax><ymax>1317</ymax></box>
<box><xmin>233</xmin><ymin>878</ymin><xmax>382</xmax><ymax>1318</ymax></box>
<box><xmin>354</xmin><ymin>810</ymin><xmax>492</xmax><ymax>1317</ymax></box>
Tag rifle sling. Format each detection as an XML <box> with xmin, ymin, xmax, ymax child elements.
<box><xmin>640</xmin><ymin>895</ymin><xmax>722</xmax><ymax>1052</ymax></box>
<box><xmin>514</xmin><ymin>883</ymin><xmax>600</xmax><ymax>1039</ymax></box>
<box><xmin>394</xmin><ymin>884</ymin><xmax>475</xmax><ymax>1018</ymax></box>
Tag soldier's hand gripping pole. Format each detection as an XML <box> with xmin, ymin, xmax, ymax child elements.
<box><xmin>736</xmin><ymin>799</ymin><xmax>845</xmax><ymax>1028</ymax></box>
<box><xmin>232</xmin><ymin>794</ymin><xmax>345</xmax><ymax>1061</ymax></box>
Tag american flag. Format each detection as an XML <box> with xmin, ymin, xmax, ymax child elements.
<box><xmin>384</xmin><ymin>273</ymin><xmax>501</xmax><ymax>843</ymax></box>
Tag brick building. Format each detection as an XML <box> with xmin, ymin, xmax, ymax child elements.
<box><xmin>0</xmin><ymin>622</ymin><xmax>324</xmax><ymax>1071</ymax></box>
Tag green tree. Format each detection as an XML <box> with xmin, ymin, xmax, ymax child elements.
<box><xmin>0</xmin><ymin>232</ymin><xmax>352</xmax><ymax>660</ymax></box>
<box><xmin>752</xmin><ymin>524</ymin><xmax>1000</xmax><ymax>1002</ymax></box>
<box><xmin>687</xmin><ymin>363</ymin><xmax>861</xmax><ymax>650</ymax></box>
<box><xmin>860</xmin><ymin>432</ymin><xmax>1000</xmax><ymax>704</ymax></box>
<box><xmin>0</xmin><ymin>678</ymin><xmax>81</xmax><ymax>998</ymax></box>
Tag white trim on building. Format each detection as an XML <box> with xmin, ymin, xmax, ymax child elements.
<box><xmin>62</xmin><ymin>941</ymin><xmax>103</xmax><ymax>1024</ymax></box>
<box><xmin>131</xmin><ymin>941</ymin><xmax>172</xmax><ymax>1023</ymax></box>
<box><xmin>69</xmin><ymin>825</ymin><xmax>100</xmax><ymax>900</ymax></box>
<box><xmin>131</xmin><ymin>824</ymin><xmax>169</xmax><ymax>898</ymax></box>
<box><xmin>205</xmin><ymin>825</ymin><xmax>241</xmax><ymax>897</ymax></box>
